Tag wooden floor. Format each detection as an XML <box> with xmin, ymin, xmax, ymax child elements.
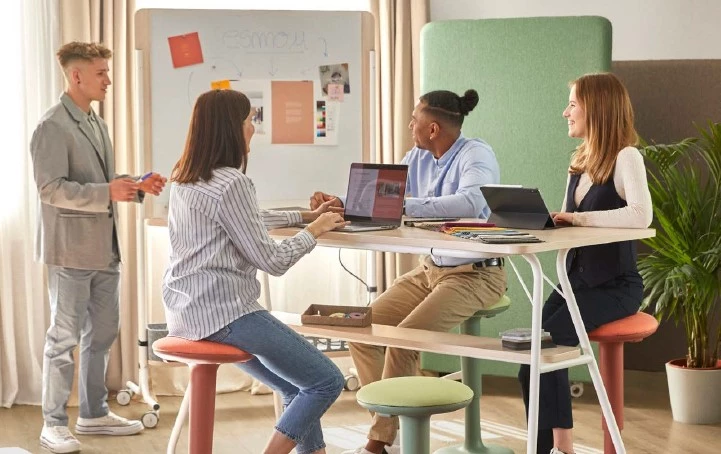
<box><xmin>1</xmin><ymin>371</ymin><xmax>719</xmax><ymax>453</ymax></box>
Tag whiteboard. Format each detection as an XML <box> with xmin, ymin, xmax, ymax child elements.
<box><xmin>135</xmin><ymin>9</ymin><xmax>373</xmax><ymax>218</ymax></box>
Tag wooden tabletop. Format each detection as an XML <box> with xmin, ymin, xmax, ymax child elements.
<box><xmin>148</xmin><ymin>216</ymin><xmax>655</xmax><ymax>258</ymax></box>
<box><xmin>267</xmin><ymin>223</ymin><xmax>655</xmax><ymax>257</ymax></box>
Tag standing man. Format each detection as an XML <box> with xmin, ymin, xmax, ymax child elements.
<box><xmin>30</xmin><ymin>42</ymin><xmax>166</xmax><ymax>453</ymax></box>
<box><xmin>311</xmin><ymin>89</ymin><xmax>508</xmax><ymax>454</ymax></box>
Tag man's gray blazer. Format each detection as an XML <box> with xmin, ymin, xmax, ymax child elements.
<box><xmin>31</xmin><ymin>93</ymin><xmax>139</xmax><ymax>270</ymax></box>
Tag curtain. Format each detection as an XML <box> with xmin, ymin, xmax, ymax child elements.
<box><xmin>370</xmin><ymin>0</ymin><xmax>429</xmax><ymax>291</ymax></box>
<box><xmin>0</xmin><ymin>0</ymin><xmax>62</xmax><ymax>408</ymax></box>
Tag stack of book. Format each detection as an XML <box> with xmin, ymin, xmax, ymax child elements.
<box><xmin>453</xmin><ymin>229</ymin><xmax>543</xmax><ymax>244</ymax></box>
<box><xmin>500</xmin><ymin>328</ymin><xmax>556</xmax><ymax>350</ymax></box>
<box><xmin>404</xmin><ymin>220</ymin><xmax>543</xmax><ymax>243</ymax></box>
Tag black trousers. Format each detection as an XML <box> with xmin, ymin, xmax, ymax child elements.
<box><xmin>518</xmin><ymin>271</ymin><xmax>643</xmax><ymax>453</ymax></box>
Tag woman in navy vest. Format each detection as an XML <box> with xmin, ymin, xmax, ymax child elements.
<box><xmin>518</xmin><ymin>73</ymin><xmax>653</xmax><ymax>454</ymax></box>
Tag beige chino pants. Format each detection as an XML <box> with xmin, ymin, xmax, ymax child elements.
<box><xmin>349</xmin><ymin>255</ymin><xmax>507</xmax><ymax>445</ymax></box>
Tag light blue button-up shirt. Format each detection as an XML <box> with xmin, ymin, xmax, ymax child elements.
<box><xmin>402</xmin><ymin>134</ymin><xmax>500</xmax><ymax>266</ymax></box>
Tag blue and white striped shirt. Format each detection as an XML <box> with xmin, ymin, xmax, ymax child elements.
<box><xmin>162</xmin><ymin>167</ymin><xmax>316</xmax><ymax>340</ymax></box>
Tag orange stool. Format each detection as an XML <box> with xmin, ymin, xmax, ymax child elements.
<box><xmin>152</xmin><ymin>337</ymin><xmax>254</xmax><ymax>454</ymax></box>
<box><xmin>588</xmin><ymin>312</ymin><xmax>658</xmax><ymax>454</ymax></box>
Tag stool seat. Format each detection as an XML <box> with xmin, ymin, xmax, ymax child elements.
<box><xmin>153</xmin><ymin>336</ymin><xmax>253</xmax><ymax>364</ymax></box>
<box><xmin>589</xmin><ymin>311</ymin><xmax>658</xmax><ymax>343</ymax></box>
<box><xmin>357</xmin><ymin>377</ymin><xmax>473</xmax><ymax>454</ymax></box>
<box><xmin>468</xmin><ymin>295</ymin><xmax>511</xmax><ymax>320</ymax></box>
<box><xmin>357</xmin><ymin>376</ymin><xmax>473</xmax><ymax>415</ymax></box>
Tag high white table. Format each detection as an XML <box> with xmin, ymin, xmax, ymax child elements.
<box><xmin>269</xmin><ymin>224</ymin><xmax>655</xmax><ymax>454</ymax></box>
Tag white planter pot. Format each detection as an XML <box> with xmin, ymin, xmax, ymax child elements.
<box><xmin>666</xmin><ymin>358</ymin><xmax>721</xmax><ymax>424</ymax></box>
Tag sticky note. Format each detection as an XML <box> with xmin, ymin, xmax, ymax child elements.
<box><xmin>211</xmin><ymin>79</ymin><xmax>231</xmax><ymax>90</ymax></box>
<box><xmin>327</xmin><ymin>83</ymin><xmax>344</xmax><ymax>101</ymax></box>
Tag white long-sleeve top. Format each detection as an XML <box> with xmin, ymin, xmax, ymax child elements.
<box><xmin>561</xmin><ymin>147</ymin><xmax>653</xmax><ymax>228</ymax></box>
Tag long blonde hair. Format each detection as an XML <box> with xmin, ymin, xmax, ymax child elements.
<box><xmin>568</xmin><ymin>73</ymin><xmax>638</xmax><ymax>184</ymax></box>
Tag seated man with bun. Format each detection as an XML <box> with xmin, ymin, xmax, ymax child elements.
<box><xmin>310</xmin><ymin>88</ymin><xmax>507</xmax><ymax>454</ymax></box>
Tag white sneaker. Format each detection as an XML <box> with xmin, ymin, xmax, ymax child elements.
<box><xmin>341</xmin><ymin>446</ymin><xmax>400</xmax><ymax>454</ymax></box>
<box><xmin>40</xmin><ymin>425</ymin><xmax>81</xmax><ymax>453</ymax></box>
<box><xmin>75</xmin><ymin>411</ymin><xmax>144</xmax><ymax>436</ymax></box>
<box><xmin>550</xmin><ymin>449</ymin><xmax>575</xmax><ymax>454</ymax></box>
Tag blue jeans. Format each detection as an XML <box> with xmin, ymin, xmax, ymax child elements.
<box><xmin>205</xmin><ymin>310</ymin><xmax>344</xmax><ymax>454</ymax></box>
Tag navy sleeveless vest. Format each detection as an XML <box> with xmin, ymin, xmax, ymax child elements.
<box><xmin>564</xmin><ymin>173</ymin><xmax>638</xmax><ymax>287</ymax></box>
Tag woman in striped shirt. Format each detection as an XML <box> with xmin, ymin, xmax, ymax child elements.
<box><xmin>163</xmin><ymin>89</ymin><xmax>348</xmax><ymax>454</ymax></box>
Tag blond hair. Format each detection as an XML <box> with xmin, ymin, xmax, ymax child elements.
<box><xmin>568</xmin><ymin>73</ymin><xmax>638</xmax><ymax>184</ymax></box>
<box><xmin>56</xmin><ymin>41</ymin><xmax>112</xmax><ymax>69</ymax></box>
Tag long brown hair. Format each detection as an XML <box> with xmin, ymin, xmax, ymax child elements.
<box><xmin>568</xmin><ymin>73</ymin><xmax>638</xmax><ymax>184</ymax></box>
<box><xmin>172</xmin><ymin>89</ymin><xmax>251</xmax><ymax>183</ymax></box>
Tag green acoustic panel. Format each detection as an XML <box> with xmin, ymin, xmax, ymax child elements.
<box><xmin>419</xmin><ymin>16</ymin><xmax>611</xmax><ymax>382</ymax></box>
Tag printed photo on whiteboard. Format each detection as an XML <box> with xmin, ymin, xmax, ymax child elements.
<box><xmin>230</xmin><ymin>80</ymin><xmax>271</xmax><ymax>143</ymax></box>
<box><xmin>252</xmin><ymin>106</ymin><xmax>264</xmax><ymax>134</ymax></box>
<box><xmin>319</xmin><ymin>63</ymin><xmax>351</xmax><ymax>95</ymax></box>
<box><xmin>316</xmin><ymin>101</ymin><xmax>326</xmax><ymax>137</ymax></box>
<box><xmin>245</xmin><ymin>90</ymin><xmax>265</xmax><ymax>135</ymax></box>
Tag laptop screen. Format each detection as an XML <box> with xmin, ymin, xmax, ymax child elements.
<box><xmin>344</xmin><ymin>163</ymin><xmax>408</xmax><ymax>224</ymax></box>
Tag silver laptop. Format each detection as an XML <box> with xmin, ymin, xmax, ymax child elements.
<box><xmin>296</xmin><ymin>163</ymin><xmax>408</xmax><ymax>232</ymax></box>
<box><xmin>338</xmin><ymin>163</ymin><xmax>408</xmax><ymax>231</ymax></box>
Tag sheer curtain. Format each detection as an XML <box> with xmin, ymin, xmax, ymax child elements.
<box><xmin>0</xmin><ymin>0</ymin><xmax>62</xmax><ymax>407</ymax></box>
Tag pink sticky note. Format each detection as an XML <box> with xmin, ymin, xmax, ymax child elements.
<box><xmin>327</xmin><ymin>83</ymin><xmax>344</xmax><ymax>101</ymax></box>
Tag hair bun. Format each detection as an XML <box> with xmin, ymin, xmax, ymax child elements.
<box><xmin>459</xmin><ymin>89</ymin><xmax>479</xmax><ymax>115</ymax></box>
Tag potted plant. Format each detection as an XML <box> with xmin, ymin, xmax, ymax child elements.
<box><xmin>638</xmin><ymin>121</ymin><xmax>721</xmax><ymax>424</ymax></box>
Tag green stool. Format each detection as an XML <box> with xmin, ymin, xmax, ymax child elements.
<box><xmin>435</xmin><ymin>295</ymin><xmax>514</xmax><ymax>454</ymax></box>
<box><xmin>356</xmin><ymin>376</ymin><xmax>473</xmax><ymax>454</ymax></box>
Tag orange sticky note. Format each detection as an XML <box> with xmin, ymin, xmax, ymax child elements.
<box><xmin>167</xmin><ymin>32</ymin><xmax>204</xmax><ymax>68</ymax></box>
<box><xmin>211</xmin><ymin>79</ymin><xmax>231</xmax><ymax>90</ymax></box>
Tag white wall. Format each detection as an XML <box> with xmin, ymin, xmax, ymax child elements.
<box><xmin>430</xmin><ymin>0</ymin><xmax>721</xmax><ymax>61</ymax></box>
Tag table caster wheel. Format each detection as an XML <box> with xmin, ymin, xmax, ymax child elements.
<box><xmin>570</xmin><ymin>382</ymin><xmax>584</xmax><ymax>398</ymax></box>
<box><xmin>142</xmin><ymin>411</ymin><xmax>159</xmax><ymax>428</ymax></box>
<box><xmin>116</xmin><ymin>389</ymin><xmax>134</xmax><ymax>406</ymax></box>
<box><xmin>344</xmin><ymin>374</ymin><xmax>360</xmax><ymax>391</ymax></box>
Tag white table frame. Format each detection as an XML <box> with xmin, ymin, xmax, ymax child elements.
<box><xmin>269</xmin><ymin>224</ymin><xmax>655</xmax><ymax>454</ymax></box>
